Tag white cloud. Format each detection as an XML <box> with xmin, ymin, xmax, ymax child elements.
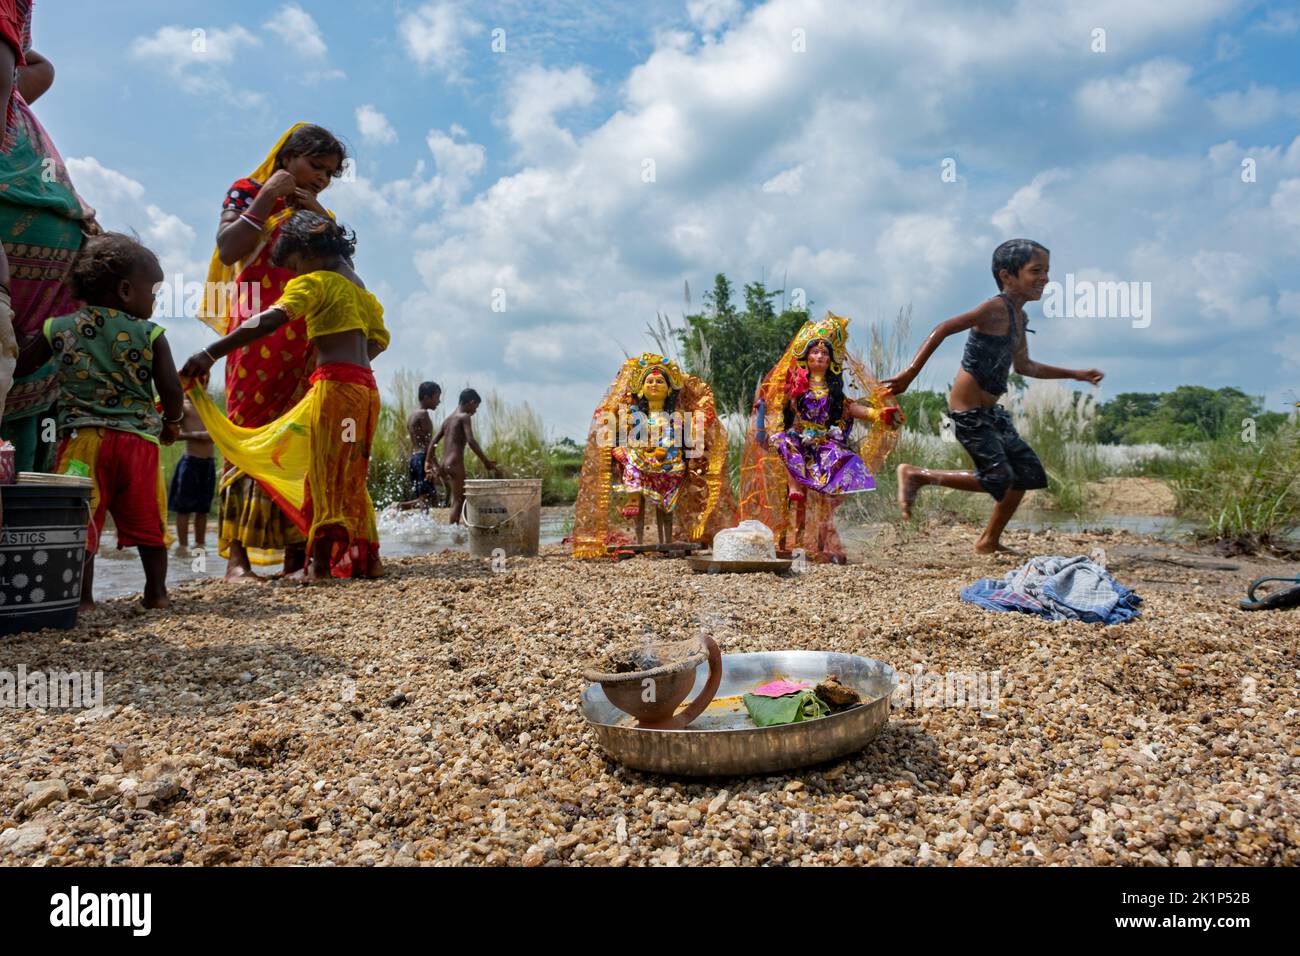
<box><xmin>992</xmin><ymin>170</ymin><xmax>1070</xmax><ymax>234</ymax></box>
<box><xmin>399</xmin><ymin>2</ymin><xmax>483</xmax><ymax>78</ymax></box>
<box><xmin>1270</xmin><ymin>178</ymin><xmax>1300</xmax><ymax>231</ymax></box>
<box><xmin>505</xmin><ymin>65</ymin><xmax>597</xmax><ymax>164</ymax></box>
<box><xmin>1257</xmin><ymin>7</ymin><xmax>1300</xmax><ymax>34</ymax></box>
<box><xmin>1214</xmin><ymin>32</ymin><xmax>1244</xmax><ymax>61</ymax></box>
<box><xmin>329</xmin><ymin>126</ymin><xmax>485</xmax><ymax>225</ymax></box>
<box><xmin>761</xmin><ymin>165</ymin><xmax>804</xmax><ymax>195</ymax></box>
<box><xmin>128</xmin><ymin>24</ymin><xmax>263</xmax><ymax>98</ymax></box>
<box><xmin>1076</xmin><ymin>59</ymin><xmax>1194</xmax><ymax>131</ymax></box>
<box><xmin>65</xmin><ymin>157</ymin><xmax>146</xmax><ymax>203</ymax></box>
<box><xmin>331</xmin><ymin>0</ymin><xmax>1281</xmax><ymax>438</ymax></box>
<box><xmin>688</xmin><ymin>0</ymin><xmax>743</xmax><ymax>34</ymax></box>
<box><xmin>875</xmin><ymin>214</ymin><xmax>965</xmax><ymax>303</ymax></box>
<box><xmin>66</xmin><ymin>158</ymin><xmax>203</xmax><ymax>281</ymax></box>
<box><xmin>264</xmin><ymin>3</ymin><xmax>328</xmax><ymax>57</ymax></box>
<box><xmin>1208</xmin><ymin>84</ymin><xmax>1300</xmax><ymax>127</ymax></box>
<box><xmin>426</xmin><ymin>127</ymin><xmax>486</xmax><ymax>201</ymax></box>
<box><xmin>356</xmin><ymin>104</ymin><xmax>398</xmax><ymax>145</ymax></box>
<box><xmin>64</xmin><ymin>156</ymin><xmax>212</xmax><ymax>358</ymax></box>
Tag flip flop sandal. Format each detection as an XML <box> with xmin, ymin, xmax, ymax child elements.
<box><xmin>1240</xmin><ymin>575</ymin><xmax>1300</xmax><ymax>611</ymax></box>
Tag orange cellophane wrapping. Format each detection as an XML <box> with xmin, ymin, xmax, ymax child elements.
<box><xmin>738</xmin><ymin>326</ymin><xmax>900</xmax><ymax>563</ymax></box>
<box><xmin>572</xmin><ymin>364</ymin><xmax>735</xmax><ymax>559</ymax></box>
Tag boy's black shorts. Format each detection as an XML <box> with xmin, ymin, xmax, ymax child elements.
<box><xmin>949</xmin><ymin>405</ymin><xmax>1047</xmax><ymax>501</ymax></box>
<box><xmin>168</xmin><ymin>454</ymin><xmax>216</xmax><ymax>514</ymax></box>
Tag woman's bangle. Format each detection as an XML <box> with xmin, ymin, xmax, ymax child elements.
<box><xmin>164</xmin><ymin>412</ymin><xmax>185</xmax><ymax>424</ymax></box>
<box><xmin>238</xmin><ymin>212</ymin><xmax>264</xmax><ymax>230</ymax></box>
<box><xmin>201</xmin><ymin>347</ymin><xmax>218</xmax><ymax>363</ymax></box>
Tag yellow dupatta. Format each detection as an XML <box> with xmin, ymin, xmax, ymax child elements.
<box><xmin>185</xmin><ymin>379</ymin><xmax>312</xmax><ymax>520</ymax></box>
<box><xmin>196</xmin><ymin>123</ymin><xmax>308</xmax><ymax>334</ymax></box>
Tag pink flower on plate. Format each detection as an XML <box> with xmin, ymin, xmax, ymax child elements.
<box><xmin>752</xmin><ymin>679</ymin><xmax>813</xmax><ymax>698</ymax></box>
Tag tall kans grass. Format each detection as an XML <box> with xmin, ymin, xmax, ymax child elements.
<box><xmin>1005</xmin><ymin>381</ymin><xmax>1106</xmax><ymax>513</ymax></box>
<box><xmin>1168</xmin><ymin>423</ymin><xmax>1300</xmax><ymax>551</ymax></box>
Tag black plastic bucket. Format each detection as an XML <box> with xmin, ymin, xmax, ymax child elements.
<box><xmin>0</xmin><ymin>479</ymin><xmax>91</xmax><ymax>635</ymax></box>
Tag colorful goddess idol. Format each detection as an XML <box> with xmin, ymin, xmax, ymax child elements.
<box><xmin>572</xmin><ymin>353</ymin><xmax>736</xmax><ymax>558</ymax></box>
<box><xmin>740</xmin><ymin>313</ymin><xmax>903</xmax><ymax>563</ymax></box>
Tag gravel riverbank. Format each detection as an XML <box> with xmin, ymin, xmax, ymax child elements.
<box><xmin>2</xmin><ymin>522</ymin><xmax>1296</xmax><ymax>866</ymax></box>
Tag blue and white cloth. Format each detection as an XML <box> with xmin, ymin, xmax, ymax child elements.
<box><xmin>961</xmin><ymin>555</ymin><xmax>1142</xmax><ymax>625</ymax></box>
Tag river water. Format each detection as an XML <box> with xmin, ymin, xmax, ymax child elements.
<box><xmin>91</xmin><ymin>507</ymin><xmax>572</xmax><ymax>602</ymax></box>
<box><xmin>87</xmin><ymin>508</ymin><xmax>1231</xmax><ymax>602</ymax></box>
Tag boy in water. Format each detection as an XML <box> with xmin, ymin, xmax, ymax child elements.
<box><xmin>427</xmin><ymin>388</ymin><xmax>498</xmax><ymax>524</ymax></box>
<box><xmin>397</xmin><ymin>381</ymin><xmax>442</xmax><ymax>510</ymax></box>
<box><xmin>169</xmin><ymin>396</ymin><xmax>216</xmax><ymax>551</ymax></box>
<box><xmin>884</xmin><ymin>239</ymin><xmax>1103</xmax><ymax>554</ymax></box>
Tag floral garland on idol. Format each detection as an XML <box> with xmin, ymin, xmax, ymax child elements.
<box><xmin>571</xmin><ymin>352</ymin><xmax>736</xmax><ymax>559</ymax></box>
<box><xmin>739</xmin><ymin>312</ymin><xmax>902</xmax><ymax>563</ymax></box>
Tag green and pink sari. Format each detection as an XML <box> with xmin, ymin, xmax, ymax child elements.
<box><xmin>0</xmin><ymin>88</ymin><xmax>95</xmax><ymax>469</ymax></box>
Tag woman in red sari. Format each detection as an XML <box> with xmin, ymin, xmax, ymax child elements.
<box><xmin>198</xmin><ymin>123</ymin><xmax>348</xmax><ymax>579</ymax></box>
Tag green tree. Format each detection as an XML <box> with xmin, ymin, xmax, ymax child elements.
<box><xmin>677</xmin><ymin>274</ymin><xmax>808</xmax><ymax>413</ymax></box>
<box><xmin>1095</xmin><ymin>392</ymin><xmax>1162</xmax><ymax>444</ymax></box>
<box><xmin>1096</xmin><ymin>387</ymin><xmax>1283</xmax><ymax>444</ymax></box>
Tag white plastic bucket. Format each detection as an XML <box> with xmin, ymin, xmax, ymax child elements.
<box><xmin>463</xmin><ymin>478</ymin><xmax>542</xmax><ymax>558</ymax></box>
<box><xmin>0</xmin><ymin>475</ymin><xmax>93</xmax><ymax>635</ymax></box>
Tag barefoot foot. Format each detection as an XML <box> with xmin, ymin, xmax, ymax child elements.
<box><xmin>896</xmin><ymin>464</ymin><xmax>920</xmax><ymax>520</ymax></box>
<box><xmin>974</xmin><ymin>540</ymin><xmax>1022</xmax><ymax>556</ymax></box>
<box><xmin>142</xmin><ymin>594</ymin><xmax>171</xmax><ymax>610</ymax></box>
<box><xmin>224</xmin><ymin>566</ymin><xmax>263</xmax><ymax>584</ymax></box>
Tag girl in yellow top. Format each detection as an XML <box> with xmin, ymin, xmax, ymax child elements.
<box><xmin>180</xmin><ymin>212</ymin><xmax>389</xmax><ymax>580</ymax></box>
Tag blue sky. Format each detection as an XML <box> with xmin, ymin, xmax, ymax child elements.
<box><xmin>34</xmin><ymin>0</ymin><xmax>1300</xmax><ymax>438</ymax></box>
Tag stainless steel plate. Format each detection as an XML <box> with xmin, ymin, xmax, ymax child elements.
<box><xmin>581</xmin><ymin>650</ymin><xmax>898</xmax><ymax>776</ymax></box>
<box><xmin>687</xmin><ymin>554</ymin><xmax>793</xmax><ymax>574</ymax></box>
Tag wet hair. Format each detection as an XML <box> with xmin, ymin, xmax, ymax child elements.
<box><xmin>270</xmin><ymin>211</ymin><xmax>357</xmax><ymax>267</ymax></box>
<box><xmin>459</xmin><ymin>388</ymin><xmax>482</xmax><ymax>406</ymax></box>
<box><xmin>419</xmin><ymin>381</ymin><xmax>441</xmax><ymax>401</ymax></box>
<box><xmin>68</xmin><ymin>232</ymin><xmax>159</xmax><ymax>305</ymax></box>
<box><xmin>275</xmin><ymin>124</ymin><xmax>348</xmax><ymax>178</ymax></box>
<box><xmin>784</xmin><ymin>339</ymin><xmax>846</xmax><ymax>430</ymax></box>
<box><xmin>992</xmin><ymin>239</ymin><xmax>1049</xmax><ymax>290</ymax></box>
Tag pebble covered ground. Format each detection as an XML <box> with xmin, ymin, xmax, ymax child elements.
<box><xmin>1</xmin><ymin>522</ymin><xmax>1296</xmax><ymax>866</ymax></box>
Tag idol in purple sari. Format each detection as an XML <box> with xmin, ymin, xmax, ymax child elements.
<box><xmin>744</xmin><ymin>313</ymin><xmax>905</xmax><ymax>561</ymax></box>
<box><xmin>769</xmin><ymin>386</ymin><xmax>876</xmax><ymax>495</ymax></box>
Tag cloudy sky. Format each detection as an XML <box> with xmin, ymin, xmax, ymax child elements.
<box><xmin>34</xmin><ymin>0</ymin><xmax>1300</xmax><ymax>438</ymax></box>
